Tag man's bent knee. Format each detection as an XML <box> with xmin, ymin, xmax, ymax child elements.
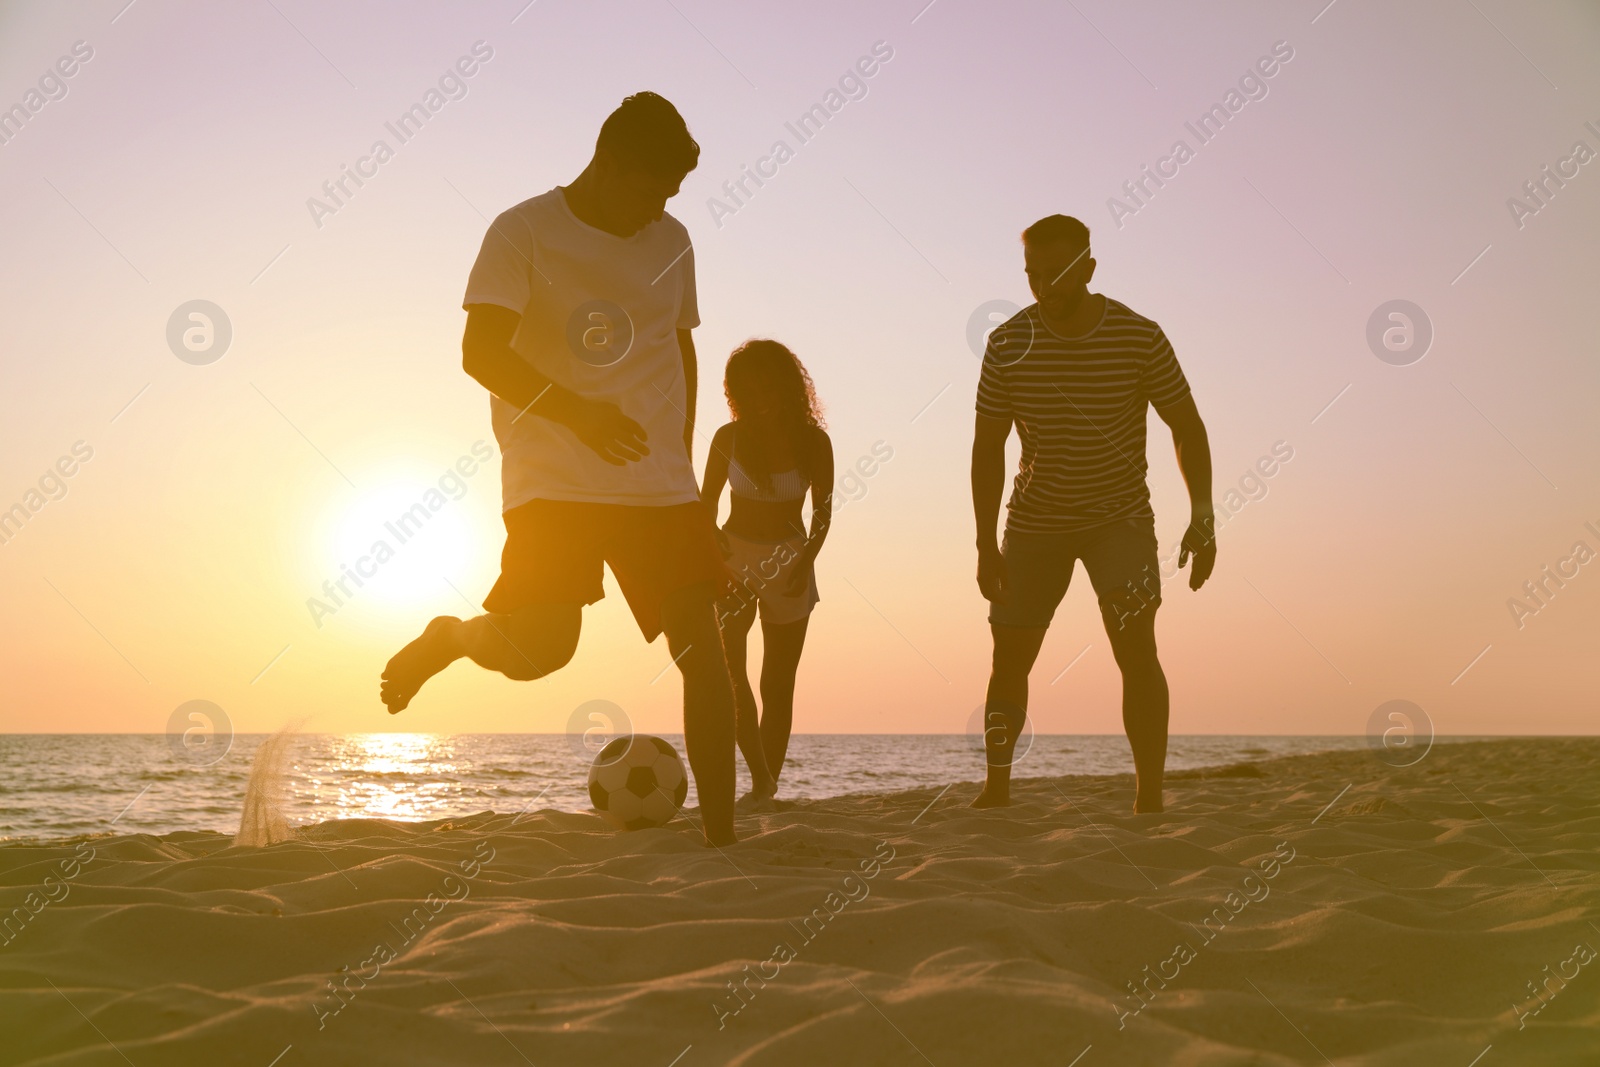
<box><xmin>492</xmin><ymin>606</ymin><xmax>581</xmax><ymax>681</ymax></box>
<box><xmin>503</xmin><ymin>640</ymin><xmax>577</xmax><ymax>681</ymax></box>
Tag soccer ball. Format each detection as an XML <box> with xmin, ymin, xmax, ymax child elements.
<box><xmin>587</xmin><ymin>734</ymin><xmax>688</xmax><ymax>830</ymax></box>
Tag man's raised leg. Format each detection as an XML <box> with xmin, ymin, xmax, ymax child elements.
<box><xmin>1104</xmin><ymin>609</ymin><xmax>1169</xmax><ymax>812</ymax></box>
<box><xmin>661</xmin><ymin>582</ymin><xmax>738</xmax><ymax>846</ymax></box>
<box><xmin>380</xmin><ymin>604</ymin><xmax>581</xmax><ymax>713</ymax></box>
<box><xmin>972</xmin><ymin>623</ymin><xmax>1048</xmax><ymax>807</ymax></box>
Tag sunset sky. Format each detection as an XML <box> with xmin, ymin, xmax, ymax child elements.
<box><xmin>1</xmin><ymin>0</ymin><xmax>1596</xmax><ymax>739</ymax></box>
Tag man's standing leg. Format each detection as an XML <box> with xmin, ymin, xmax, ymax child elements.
<box><xmin>661</xmin><ymin>582</ymin><xmax>738</xmax><ymax>846</ymax></box>
<box><xmin>973</xmin><ymin>624</ymin><xmax>1048</xmax><ymax>807</ymax></box>
<box><xmin>973</xmin><ymin>530</ymin><xmax>1072</xmax><ymax>808</ymax></box>
<box><xmin>1095</xmin><ymin>533</ymin><xmax>1170</xmax><ymax>813</ymax></box>
<box><xmin>1104</xmin><ymin>608</ymin><xmax>1168</xmax><ymax>813</ymax></box>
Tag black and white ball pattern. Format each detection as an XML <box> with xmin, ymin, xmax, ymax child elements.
<box><xmin>587</xmin><ymin>734</ymin><xmax>688</xmax><ymax>830</ymax></box>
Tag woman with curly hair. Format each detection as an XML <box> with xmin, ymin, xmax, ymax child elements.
<box><xmin>700</xmin><ymin>339</ymin><xmax>834</xmax><ymax>800</ymax></box>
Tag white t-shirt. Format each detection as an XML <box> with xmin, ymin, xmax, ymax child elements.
<box><xmin>462</xmin><ymin>188</ymin><xmax>701</xmax><ymax>510</ymax></box>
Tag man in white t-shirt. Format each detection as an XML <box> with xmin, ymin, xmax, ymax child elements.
<box><xmin>380</xmin><ymin>93</ymin><xmax>739</xmax><ymax>846</ymax></box>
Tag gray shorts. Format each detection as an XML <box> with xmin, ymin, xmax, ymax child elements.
<box><xmin>717</xmin><ymin>533</ymin><xmax>819</xmax><ymax>626</ymax></box>
<box><xmin>989</xmin><ymin>517</ymin><xmax>1161</xmax><ymax>630</ymax></box>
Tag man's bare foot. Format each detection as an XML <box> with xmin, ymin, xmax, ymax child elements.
<box><xmin>1134</xmin><ymin>793</ymin><xmax>1165</xmax><ymax>814</ymax></box>
<box><xmin>970</xmin><ymin>784</ymin><xmax>1011</xmax><ymax>808</ymax></box>
<box><xmin>381</xmin><ymin>616</ymin><xmax>463</xmax><ymax>713</ymax></box>
<box><xmin>744</xmin><ymin>776</ymin><xmax>777</xmax><ymax>802</ymax></box>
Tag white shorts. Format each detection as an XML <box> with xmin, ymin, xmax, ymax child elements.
<box><xmin>718</xmin><ymin>533</ymin><xmax>819</xmax><ymax>626</ymax></box>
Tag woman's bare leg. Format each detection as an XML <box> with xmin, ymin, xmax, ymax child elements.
<box><xmin>718</xmin><ymin>601</ymin><xmax>776</xmax><ymax>799</ymax></box>
<box><xmin>756</xmin><ymin>616</ymin><xmax>809</xmax><ymax>782</ymax></box>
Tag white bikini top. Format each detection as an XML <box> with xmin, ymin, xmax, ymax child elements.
<box><xmin>728</xmin><ymin>457</ymin><xmax>808</xmax><ymax>503</ymax></box>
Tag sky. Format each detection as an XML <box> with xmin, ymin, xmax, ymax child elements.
<box><xmin>1</xmin><ymin>0</ymin><xmax>1597</xmax><ymax>741</ymax></box>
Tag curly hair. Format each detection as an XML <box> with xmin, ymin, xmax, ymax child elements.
<box><xmin>723</xmin><ymin>338</ymin><xmax>824</xmax><ymax>485</ymax></box>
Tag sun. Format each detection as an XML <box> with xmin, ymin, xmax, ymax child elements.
<box><xmin>323</xmin><ymin>480</ymin><xmax>478</xmax><ymax>609</ymax></box>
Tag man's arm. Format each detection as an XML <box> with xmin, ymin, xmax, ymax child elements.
<box><xmin>462</xmin><ymin>303</ymin><xmax>649</xmax><ymax>465</ymax></box>
<box><xmin>972</xmin><ymin>413</ymin><xmax>1012</xmax><ymax>601</ymax></box>
<box><xmin>678</xmin><ymin>328</ymin><xmax>696</xmax><ymax>461</ymax></box>
<box><xmin>1156</xmin><ymin>394</ymin><xmax>1216</xmax><ymax>590</ymax></box>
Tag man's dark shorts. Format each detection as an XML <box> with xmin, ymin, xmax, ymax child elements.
<box><xmin>483</xmin><ymin>499</ymin><xmax>725</xmax><ymax>641</ymax></box>
<box><xmin>989</xmin><ymin>516</ymin><xmax>1162</xmax><ymax>630</ymax></box>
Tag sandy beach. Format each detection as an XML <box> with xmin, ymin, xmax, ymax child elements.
<box><xmin>3</xmin><ymin>738</ymin><xmax>1597</xmax><ymax>1066</ymax></box>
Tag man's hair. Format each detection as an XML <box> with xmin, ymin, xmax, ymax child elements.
<box><xmin>596</xmin><ymin>92</ymin><xmax>699</xmax><ymax>178</ymax></box>
<box><xmin>1022</xmin><ymin>214</ymin><xmax>1090</xmax><ymax>250</ymax></box>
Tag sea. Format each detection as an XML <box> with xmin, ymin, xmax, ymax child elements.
<box><xmin>0</xmin><ymin>733</ymin><xmax>1394</xmax><ymax>845</ymax></box>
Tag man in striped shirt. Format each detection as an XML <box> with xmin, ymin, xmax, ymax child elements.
<box><xmin>971</xmin><ymin>214</ymin><xmax>1216</xmax><ymax>814</ymax></box>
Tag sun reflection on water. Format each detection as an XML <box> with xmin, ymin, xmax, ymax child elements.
<box><xmin>305</xmin><ymin>733</ymin><xmax>462</xmax><ymax>822</ymax></box>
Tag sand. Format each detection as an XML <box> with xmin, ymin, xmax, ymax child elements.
<box><xmin>2</xmin><ymin>738</ymin><xmax>1597</xmax><ymax>1066</ymax></box>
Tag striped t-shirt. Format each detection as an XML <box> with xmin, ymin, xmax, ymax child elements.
<box><xmin>976</xmin><ymin>296</ymin><xmax>1191</xmax><ymax>534</ymax></box>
